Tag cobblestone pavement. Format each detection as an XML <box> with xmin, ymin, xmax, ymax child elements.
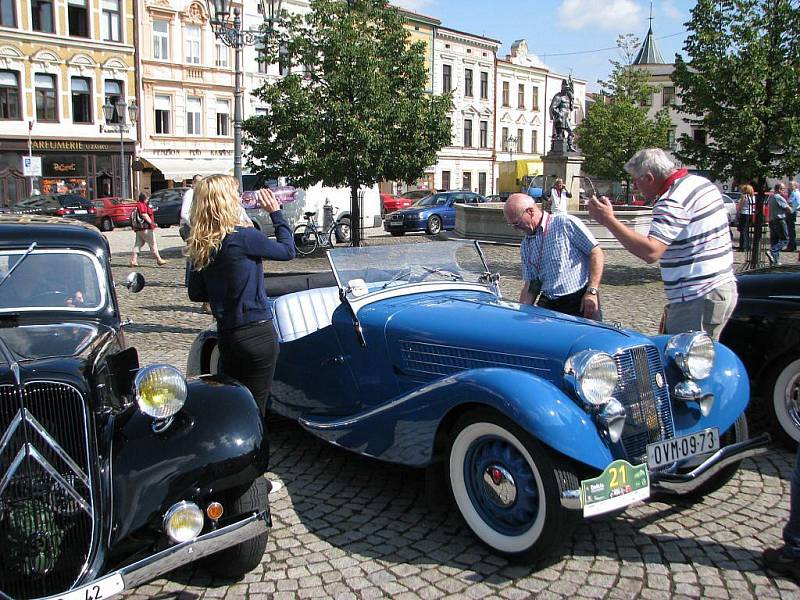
<box><xmin>105</xmin><ymin>226</ymin><xmax>799</xmax><ymax>600</ymax></box>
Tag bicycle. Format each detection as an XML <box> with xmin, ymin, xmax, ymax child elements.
<box><xmin>293</xmin><ymin>210</ymin><xmax>350</xmax><ymax>256</ymax></box>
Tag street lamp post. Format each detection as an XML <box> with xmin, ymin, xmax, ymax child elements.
<box><xmin>504</xmin><ymin>134</ymin><xmax>517</xmax><ymax>164</ymax></box>
<box><xmin>103</xmin><ymin>100</ymin><xmax>138</xmax><ymax>199</ymax></box>
<box><xmin>206</xmin><ymin>0</ymin><xmax>282</xmax><ymax>190</ymax></box>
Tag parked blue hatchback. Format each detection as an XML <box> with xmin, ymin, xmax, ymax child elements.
<box><xmin>384</xmin><ymin>190</ymin><xmax>488</xmax><ymax>235</ymax></box>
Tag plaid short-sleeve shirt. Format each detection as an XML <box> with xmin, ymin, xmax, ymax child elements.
<box><xmin>520</xmin><ymin>212</ymin><xmax>598</xmax><ymax>299</ymax></box>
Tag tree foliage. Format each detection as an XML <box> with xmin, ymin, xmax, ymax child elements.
<box><xmin>671</xmin><ymin>0</ymin><xmax>800</xmax><ymax>185</ymax></box>
<box><xmin>244</xmin><ymin>0</ymin><xmax>452</xmax><ymax>243</ymax></box>
<box><xmin>576</xmin><ymin>36</ymin><xmax>672</xmax><ymax>197</ymax></box>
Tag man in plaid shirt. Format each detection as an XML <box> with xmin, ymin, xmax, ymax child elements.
<box><xmin>503</xmin><ymin>193</ymin><xmax>604</xmax><ymax>319</ymax></box>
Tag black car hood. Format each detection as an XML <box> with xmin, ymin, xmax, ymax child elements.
<box><xmin>737</xmin><ymin>267</ymin><xmax>800</xmax><ymax>299</ymax></box>
<box><xmin>0</xmin><ymin>321</ymin><xmax>114</xmax><ymax>363</ymax></box>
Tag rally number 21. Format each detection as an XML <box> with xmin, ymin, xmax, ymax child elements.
<box><xmin>609</xmin><ymin>464</ymin><xmax>627</xmax><ymax>488</ymax></box>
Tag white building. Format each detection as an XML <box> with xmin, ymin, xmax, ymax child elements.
<box><xmin>494</xmin><ymin>40</ymin><xmax>586</xmax><ymax>195</ymax></box>
<box><xmin>433</xmin><ymin>26</ymin><xmax>500</xmax><ymax>195</ymax></box>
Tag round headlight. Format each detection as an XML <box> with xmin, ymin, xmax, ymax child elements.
<box><xmin>134</xmin><ymin>364</ymin><xmax>187</xmax><ymax>419</ymax></box>
<box><xmin>666</xmin><ymin>332</ymin><xmax>715</xmax><ymax>380</ymax></box>
<box><xmin>564</xmin><ymin>350</ymin><xmax>619</xmax><ymax>406</ymax></box>
<box><xmin>163</xmin><ymin>501</ymin><xmax>204</xmax><ymax>543</ymax></box>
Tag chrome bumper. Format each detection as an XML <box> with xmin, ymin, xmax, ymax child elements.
<box><xmin>649</xmin><ymin>432</ymin><xmax>770</xmax><ymax>494</ymax></box>
<box><xmin>30</xmin><ymin>511</ymin><xmax>271</xmax><ymax>600</ymax></box>
<box><xmin>559</xmin><ymin>432</ymin><xmax>771</xmax><ymax>510</ymax></box>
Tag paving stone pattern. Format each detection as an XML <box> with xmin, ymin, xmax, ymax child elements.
<box><xmin>106</xmin><ymin>226</ymin><xmax>798</xmax><ymax>600</ymax></box>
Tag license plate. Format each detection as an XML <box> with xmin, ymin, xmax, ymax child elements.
<box><xmin>389</xmin><ymin>221</ymin><xmax>402</xmax><ymax>227</ymax></box>
<box><xmin>646</xmin><ymin>428</ymin><xmax>719</xmax><ymax>469</ymax></box>
<box><xmin>73</xmin><ymin>209</ymin><xmax>87</xmax><ymax>214</ymax></box>
<box><xmin>52</xmin><ymin>573</ymin><xmax>125</xmax><ymax>600</ymax></box>
<box><xmin>581</xmin><ymin>459</ymin><xmax>650</xmax><ymax>518</ymax></box>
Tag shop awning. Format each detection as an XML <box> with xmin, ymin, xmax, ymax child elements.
<box><xmin>140</xmin><ymin>155</ymin><xmax>234</xmax><ymax>181</ymax></box>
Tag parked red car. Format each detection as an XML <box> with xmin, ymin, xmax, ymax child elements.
<box><xmin>94</xmin><ymin>196</ymin><xmax>137</xmax><ymax>231</ymax></box>
<box><xmin>381</xmin><ymin>189</ymin><xmax>431</xmax><ymax>216</ymax></box>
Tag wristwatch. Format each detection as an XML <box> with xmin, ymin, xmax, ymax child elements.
<box><xmin>586</xmin><ymin>287</ymin><xmax>599</xmax><ymax>295</ymax></box>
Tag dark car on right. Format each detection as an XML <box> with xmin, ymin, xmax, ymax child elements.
<box><xmin>148</xmin><ymin>187</ymin><xmax>188</xmax><ymax>228</ymax></box>
<box><xmin>721</xmin><ymin>265</ymin><xmax>800</xmax><ymax>447</ymax></box>
<box><xmin>383</xmin><ymin>190</ymin><xmax>488</xmax><ymax>235</ymax></box>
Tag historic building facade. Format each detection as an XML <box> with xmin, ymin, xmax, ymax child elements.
<box><xmin>136</xmin><ymin>0</ymin><xmax>237</xmax><ymax>192</ymax></box>
<box><xmin>0</xmin><ymin>0</ymin><xmax>136</xmax><ymax>205</ymax></box>
<box><xmin>433</xmin><ymin>26</ymin><xmax>500</xmax><ymax>196</ymax></box>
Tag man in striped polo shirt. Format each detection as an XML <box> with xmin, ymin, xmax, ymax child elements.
<box><xmin>587</xmin><ymin>148</ymin><xmax>737</xmax><ymax>340</ymax></box>
<box><xmin>504</xmin><ymin>193</ymin><xmax>604</xmax><ymax>319</ymax></box>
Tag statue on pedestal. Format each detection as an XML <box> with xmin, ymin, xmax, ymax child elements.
<box><xmin>549</xmin><ymin>76</ymin><xmax>576</xmax><ymax>153</ymax></box>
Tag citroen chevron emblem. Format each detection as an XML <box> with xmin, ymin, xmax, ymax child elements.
<box><xmin>0</xmin><ymin>407</ymin><xmax>91</xmax><ymax>516</ymax></box>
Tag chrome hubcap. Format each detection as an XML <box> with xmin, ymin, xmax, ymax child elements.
<box><xmin>785</xmin><ymin>371</ymin><xmax>800</xmax><ymax>428</ymax></box>
<box><xmin>483</xmin><ymin>465</ymin><xmax>516</xmax><ymax>507</ymax></box>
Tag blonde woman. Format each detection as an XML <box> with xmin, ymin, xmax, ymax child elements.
<box><xmin>187</xmin><ymin>174</ymin><xmax>295</xmax><ymax>420</ymax></box>
<box><xmin>737</xmin><ymin>184</ymin><xmax>755</xmax><ymax>252</ymax></box>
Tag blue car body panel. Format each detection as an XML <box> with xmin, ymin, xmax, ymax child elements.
<box><xmin>269</xmin><ymin>287</ymin><xmax>751</xmax><ymax>473</ymax></box>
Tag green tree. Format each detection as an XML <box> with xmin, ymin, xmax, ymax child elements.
<box><xmin>672</xmin><ymin>0</ymin><xmax>800</xmax><ymax>267</ymax></box>
<box><xmin>576</xmin><ymin>36</ymin><xmax>671</xmax><ymax>201</ymax></box>
<box><xmin>244</xmin><ymin>0</ymin><xmax>452</xmax><ymax>246</ymax></box>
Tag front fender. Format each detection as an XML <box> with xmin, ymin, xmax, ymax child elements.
<box><xmin>109</xmin><ymin>375</ymin><xmax>267</xmax><ymax>564</ymax></box>
<box><xmin>300</xmin><ymin>368</ymin><xmax>613</xmax><ymax>470</ymax></box>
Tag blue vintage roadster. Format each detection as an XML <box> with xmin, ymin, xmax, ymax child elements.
<box><xmin>188</xmin><ymin>240</ymin><xmax>769</xmax><ymax>560</ymax></box>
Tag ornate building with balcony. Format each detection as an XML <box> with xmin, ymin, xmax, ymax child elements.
<box><xmin>137</xmin><ymin>0</ymin><xmax>237</xmax><ymax>191</ymax></box>
<box><xmin>0</xmin><ymin>0</ymin><xmax>136</xmax><ymax>204</ymax></box>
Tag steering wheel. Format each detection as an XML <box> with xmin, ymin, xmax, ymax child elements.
<box><xmin>29</xmin><ymin>291</ymin><xmax>68</xmax><ymax>305</ymax></box>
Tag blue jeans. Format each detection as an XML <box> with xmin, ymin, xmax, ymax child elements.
<box><xmin>784</xmin><ymin>448</ymin><xmax>800</xmax><ymax>556</ymax></box>
<box><xmin>770</xmin><ymin>219</ymin><xmax>788</xmax><ymax>263</ymax></box>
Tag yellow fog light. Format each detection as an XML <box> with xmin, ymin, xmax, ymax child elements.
<box><xmin>134</xmin><ymin>364</ymin><xmax>187</xmax><ymax>419</ymax></box>
<box><xmin>164</xmin><ymin>501</ymin><xmax>204</xmax><ymax>543</ymax></box>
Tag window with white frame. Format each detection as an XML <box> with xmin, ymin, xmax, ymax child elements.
<box><xmin>153</xmin><ymin>19</ymin><xmax>169</xmax><ymax>60</ymax></box>
<box><xmin>516</xmin><ymin>128</ymin><xmax>523</xmax><ymax>153</ymax></box>
<box><xmin>67</xmin><ymin>0</ymin><xmax>88</xmax><ymax>37</ymax></box>
<box><xmin>255</xmin><ymin>107</ymin><xmax>268</xmax><ymax>116</ymax></box>
<box><xmin>480</xmin><ymin>71</ymin><xmax>488</xmax><ymax>99</ymax></box>
<box><xmin>1</xmin><ymin>0</ymin><xmax>16</xmax><ymax>27</ymax></box>
<box><xmin>186</xmin><ymin>96</ymin><xmax>201</xmax><ymax>135</ymax></box>
<box><xmin>215</xmin><ymin>40</ymin><xmax>229</xmax><ymax>68</ymax></box>
<box><xmin>154</xmin><ymin>94</ymin><xmax>171</xmax><ymax>134</ymax></box>
<box><xmin>31</xmin><ymin>0</ymin><xmax>54</xmax><ymax>32</ymax></box>
<box><xmin>464</xmin><ymin>68</ymin><xmax>473</xmax><ymax>97</ymax></box>
<box><xmin>185</xmin><ymin>24</ymin><xmax>201</xmax><ymax>64</ymax></box>
<box><xmin>0</xmin><ymin>70</ymin><xmax>21</xmax><ymax>120</ymax></box>
<box><xmin>70</xmin><ymin>76</ymin><xmax>91</xmax><ymax>123</ymax></box>
<box><xmin>216</xmin><ymin>99</ymin><xmax>230</xmax><ymax>136</ymax></box>
<box><xmin>35</xmin><ymin>73</ymin><xmax>57</xmax><ymax>121</ymax></box>
<box><xmin>463</xmin><ymin>119</ymin><xmax>472</xmax><ymax>148</ymax></box>
<box><xmin>479</xmin><ymin>120</ymin><xmax>488</xmax><ymax>148</ymax></box>
<box><xmin>442</xmin><ymin>64</ymin><xmax>451</xmax><ymax>93</ymax></box>
<box><xmin>532</xmin><ymin>86</ymin><xmax>539</xmax><ymax>110</ymax></box>
<box><xmin>531</xmin><ymin>130</ymin><xmax>538</xmax><ymax>154</ymax></box>
<box><xmin>101</xmin><ymin>0</ymin><xmax>121</xmax><ymax>42</ymax></box>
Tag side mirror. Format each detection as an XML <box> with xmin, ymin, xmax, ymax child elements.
<box><xmin>124</xmin><ymin>272</ymin><xmax>145</xmax><ymax>293</ymax></box>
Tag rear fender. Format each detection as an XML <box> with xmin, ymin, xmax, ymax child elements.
<box><xmin>300</xmin><ymin>367</ymin><xmax>612</xmax><ymax>470</ymax></box>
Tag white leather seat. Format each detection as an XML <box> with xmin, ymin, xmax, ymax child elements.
<box><xmin>273</xmin><ymin>286</ymin><xmax>341</xmax><ymax>342</ymax></box>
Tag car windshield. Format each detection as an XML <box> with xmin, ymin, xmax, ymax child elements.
<box><xmin>414</xmin><ymin>194</ymin><xmax>448</xmax><ymax>207</ymax></box>
<box><xmin>59</xmin><ymin>195</ymin><xmax>92</xmax><ymax>208</ymax></box>
<box><xmin>0</xmin><ymin>250</ymin><xmax>106</xmax><ymax>312</ymax></box>
<box><xmin>328</xmin><ymin>240</ymin><xmax>491</xmax><ymax>294</ymax></box>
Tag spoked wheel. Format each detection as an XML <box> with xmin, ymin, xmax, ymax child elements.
<box><xmin>335</xmin><ymin>217</ymin><xmax>351</xmax><ymax>243</ymax></box>
<box><xmin>448</xmin><ymin>410</ymin><xmax>579</xmax><ymax>560</ymax></box>
<box><xmin>293</xmin><ymin>224</ymin><xmax>319</xmax><ymax>256</ymax></box>
<box><xmin>426</xmin><ymin>215</ymin><xmax>442</xmax><ymax>235</ymax></box>
<box><xmin>767</xmin><ymin>355</ymin><xmax>800</xmax><ymax>449</ymax></box>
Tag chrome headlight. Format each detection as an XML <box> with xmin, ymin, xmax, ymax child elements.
<box><xmin>134</xmin><ymin>364</ymin><xmax>187</xmax><ymax>419</ymax></box>
<box><xmin>564</xmin><ymin>350</ymin><xmax>618</xmax><ymax>407</ymax></box>
<box><xmin>666</xmin><ymin>332</ymin><xmax>715</xmax><ymax>380</ymax></box>
<box><xmin>163</xmin><ymin>501</ymin><xmax>204</xmax><ymax>543</ymax></box>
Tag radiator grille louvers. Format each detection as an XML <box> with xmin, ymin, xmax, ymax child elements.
<box><xmin>0</xmin><ymin>382</ymin><xmax>95</xmax><ymax>600</ymax></box>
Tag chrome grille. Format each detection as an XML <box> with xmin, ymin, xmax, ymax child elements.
<box><xmin>614</xmin><ymin>346</ymin><xmax>674</xmax><ymax>465</ymax></box>
<box><xmin>0</xmin><ymin>382</ymin><xmax>95</xmax><ymax>600</ymax></box>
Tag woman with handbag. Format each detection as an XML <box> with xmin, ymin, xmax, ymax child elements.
<box><xmin>130</xmin><ymin>191</ymin><xmax>168</xmax><ymax>267</ymax></box>
<box><xmin>737</xmin><ymin>184</ymin><xmax>755</xmax><ymax>252</ymax></box>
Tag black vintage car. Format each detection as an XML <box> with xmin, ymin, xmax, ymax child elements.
<box><xmin>148</xmin><ymin>188</ymin><xmax>187</xmax><ymax>228</ymax></box>
<box><xmin>721</xmin><ymin>265</ymin><xmax>800</xmax><ymax>448</ymax></box>
<box><xmin>0</xmin><ymin>216</ymin><xmax>270</xmax><ymax>599</ymax></box>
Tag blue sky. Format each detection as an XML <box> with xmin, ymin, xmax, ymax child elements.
<box><xmin>393</xmin><ymin>0</ymin><xmax>695</xmax><ymax>91</ymax></box>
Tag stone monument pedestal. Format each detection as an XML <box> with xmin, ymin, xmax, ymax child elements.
<box><xmin>543</xmin><ymin>152</ymin><xmax>585</xmax><ymax>212</ymax></box>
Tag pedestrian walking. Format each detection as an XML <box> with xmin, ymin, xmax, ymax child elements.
<box><xmin>737</xmin><ymin>184</ymin><xmax>756</xmax><ymax>252</ymax></box>
<box><xmin>768</xmin><ymin>183</ymin><xmax>790</xmax><ymax>265</ymax></box>
<box><xmin>130</xmin><ymin>191</ymin><xmax>167</xmax><ymax>267</ymax></box>
<box><xmin>587</xmin><ymin>148</ymin><xmax>736</xmax><ymax>340</ymax></box>
<box><xmin>186</xmin><ymin>175</ymin><xmax>295</xmax><ymax>426</ymax></box>
<box><xmin>503</xmin><ymin>193</ymin><xmax>603</xmax><ymax>319</ymax></box>
<box><xmin>787</xmin><ymin>181</ymin><xmax>799</xmax><ymax>252</ymax></box>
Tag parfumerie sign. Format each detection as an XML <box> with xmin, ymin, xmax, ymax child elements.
<box><xmin>32</xmin><ymin>140</ymin><xmax>113</xmax><ymax>151</ymax></box>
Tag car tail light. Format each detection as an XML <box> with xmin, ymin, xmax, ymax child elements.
<box><xmin>88</xmin><ymin>206</ymin><xmax>96</xmax><ymax>214</ymax></box>
<box><xmin>55</xmin><ymin>208</ymin><xmax>70</xmax><ymax>215</ymax></box>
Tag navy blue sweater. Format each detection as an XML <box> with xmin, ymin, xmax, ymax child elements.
<box><xmin>188</xmin><ymin>210</ymin><xmax>295</xmax><ymax>331</ymax></box>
